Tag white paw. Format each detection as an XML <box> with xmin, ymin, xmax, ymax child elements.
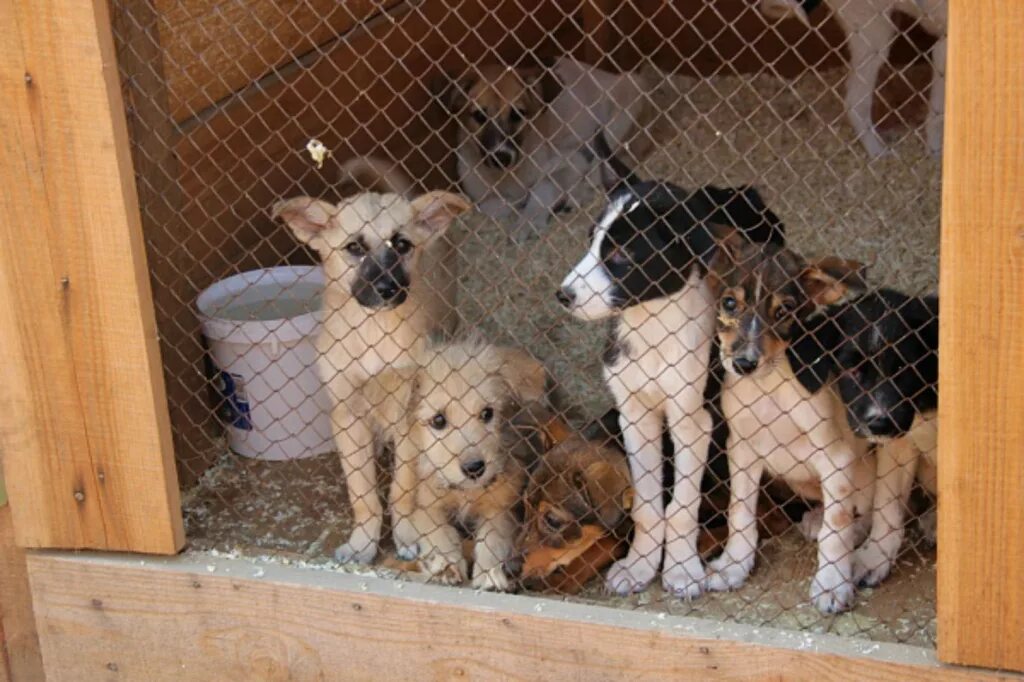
<box><xmin>334</xmin><ymin>527</ymin><xmax>378</xmax><ymax>565</ymax></box>
<box><xmin>604</xmin><ymin>555</ymin><xmax>657</xmax><ymax>595</ymax></box>
<box><xmin>810</xmin><ymin>563</ymin><xmax>856</xmax><ymax>614</ymax></box>
<box><xmin>797</xmin><ymin>507</ymin><xmax>822</xmax><ymax>542</ymax></box>
<box><xmin>471</xmin><ymin>565</ymin><xmax>511</xmax><ymax>592</ymax></box>
<box><xmin>662</xmin><ymin>559</ymin><xmax>706</xmax><ymax>600</ymax></box>
<box><xmin>853</xmin><ymin>538</ymin><xmax>897</xmax><ymax>587</ymax></box>
<box><xmin>422</xmin><ymin>552</ymin><xmax>468</xmax><ymax>586</ymax></box>
<box><xmin>916</xmin><ymin>509</ymin><xmax>937</xmax><ymax>546</ymax></box>
<box><xmin>704</xmin><ymin>552</ymin><xmax>753</xmax><ymax>592</ymax></box>
<box><xmin>392</xmin><ymin>518</ymin><xmax>421</xmax><ymax>561</ymax></box>
<box><xmin>860</xmin><ymin>131</ymin><xmax>893</xmax><ymax>159</ymax></box>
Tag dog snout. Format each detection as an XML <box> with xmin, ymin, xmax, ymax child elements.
<box><xmin>461</xmin><ymin>458</ymin><xmax>487</xmax><ymax>480</ymax></box>
<box><xmin>373</xmin><ymin>277</ymin><xmax>401</xmax><ymax>301</ymax></box>
<box><xmin>489</xmin><ymin>148</ymin><xmax>516</xmax><ymax>168</ymax></box>
<box><xmin>732</xmin><ymin>356</ymin><xmax>759</xmax><ymax>375</ymax></box>
<box><xmin>555</xmin><ymin>287</ymin><xmax>576</xmax><ymax>308</ymax></box>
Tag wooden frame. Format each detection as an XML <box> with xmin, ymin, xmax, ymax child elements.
<box><xmin>1</xmin><ymin>0</ymin><xmax>1022</xmax><ymax>677</ymax></box>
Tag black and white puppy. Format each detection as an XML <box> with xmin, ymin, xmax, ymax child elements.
<box><xmin>790</xmin><ymin>288</ymin><xmax>938</xmax><ymax>586</ymax></box>
<box><xmin>556</xmin><ymin>179</ymin><xmax>784</xmax><ymax>597</ymax></box>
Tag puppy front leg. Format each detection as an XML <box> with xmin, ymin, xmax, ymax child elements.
<box><xmin>389</xmin><ymin>433</ymin><xmax>422</xmax><ymax>561</ymax></box>
<box><xmin>605</xmin><ymin>402</ymin><xmax>665</xmax><ymax>595</ymax></box>
<box><xmin>854</xmin><ymin>437</ymin><xmax>919</xmax><ymax>586</ymax></box>
<box><xmin>926</xmin><ymin>34</ymin><xmax>947</xmax><ymax>157</ymax></box>
<box><xmin>415</xmin><ymin>491</ymin><xmax>467</xmax><ymax>585</ymax></box>
<box><xmin>662</xmin><ymin>393</ymin><xmax>712</xmax><ymax>599</ymax></box>
<box><xmin>705</xmin><ymin>441</ymin><xmax>763</xmax><ymax>593</ymax></box>
<box><xmin>471</xmin><ymin>511</ymin><xmax>518</xmax><ymax>592</ymax></box>
<box><xmin>811</xmin><ymin>450</ymin><xmax>859</xmax><ymax>614</ymax></box>
<box><xmin>335</xmin><ymin>413</ymin><xmax>382</xmax><ymax>564</ymax></box>
<box><xmin>843</xmin><ymin>15</ymin><xmax>895</xmax><ymax>158</ymax></box>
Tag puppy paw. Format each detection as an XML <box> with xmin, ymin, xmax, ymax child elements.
<box><xmin>662</xmin><ymin>560</ymin><xmax>706</xmax><ymax>600</ymax></box>
<box><xmin>853</xmin><ymin>538</ymin><xmax>896</xmax><ymax>587</ymax></box>
<box><xmin>604</xmin><ymin>555</ymin><xmax>657</xmax><ymax>595</ymax></box>
<box><xmin>471</xmin><ymin>565</ymin><xmax>511</xmax><ymax>592</ymax></box>
<box><xmin>810</xmin><ymin>564</ymin><xmax>856</xmax><ymax>614</ymax></box>
<box><xmin>422</xmin><ymin>553</ymin><xmax>468</xmax><ymax>586</ymax></box>
<box><xmin>704</xmin><ymin>553</ymin><xmax>753</xmax><ymax>593</ymax></box>
<box><xmin>916</xmin><ymin>509</ymin><xmax>937</xmax><ymax>547</ymax></box>
<box><xmin>334</xmin><ymin>527</ymin><xmax>378</xmax><ymax>565</ymax></box>
<box><xmin>392</xmin><ymin>518</ymin><xmax>421</xmax><ymax>561</ymax></box>
<box><xmin>797</xmin><ymin>506</ymin><xmax>823</xmax><ymax>542</ymax></box>
<box><xmin>860</xmin><ymin>132</ymin><xmax>893</xmax><ymax>159</ymax></box>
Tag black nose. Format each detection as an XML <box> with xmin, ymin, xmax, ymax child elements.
<box><xmin>556</xmin><ymin>288</ymin><xmax>575</xmax><ymax>308</ymax></box>
<box><xmin>863</xmin><ymin>414</ymin><xmax>896</xmax><ymax>434</ymax></box>
<box><xmin>461</xmin><ymin>459</ymin><xmax>487</xmax><ymax>479</ymax></box>
<box><xmin>491</xmin><ymin>149</ymin><xmax>514</xmax><ymax>168</ymax></box>
<box><xmin>374</xmin><ymin>279</ymin><xmax>400</xmax><ymax>300</ymax></box>
<box><xmin>732</xmin><ymin>357</ymin><xmax>759</xmax><ymax>375</ymax></box>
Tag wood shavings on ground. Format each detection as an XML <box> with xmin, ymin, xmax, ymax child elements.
<box><xmin>183</xmin><ymin>66</ymin><xmax>940</xmax><ymax>649</ymax></box>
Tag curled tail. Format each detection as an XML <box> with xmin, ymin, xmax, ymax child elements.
<box><xmin>337</xmin><ymin>156</ymin><xmax>414</xmax><ymax>197</ymax></box>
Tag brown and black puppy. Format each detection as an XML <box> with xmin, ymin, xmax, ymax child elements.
<box><xmin>705</xmin><ymin>234</ymin><xmax>877</xmax><ymax>614</ymax></box>
<box><xmin>444</xmin><ymin>57</ymin><xmax>654</xmax><ymax>241</ymax></box>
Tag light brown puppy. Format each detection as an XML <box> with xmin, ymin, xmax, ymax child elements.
<box><xmin>401</xmin><ymin>338</ymin><xmax>549</xmax><ymax>591</ymax></box>
<box><xmin>445</xmin><ymin>57</ymin><xmax>654</xmax><ymax>241</ymax></box>
<box><xmin>273</xmin><ymin>189</ymin><xmax>469</xmax><ymax>564</ymax></box>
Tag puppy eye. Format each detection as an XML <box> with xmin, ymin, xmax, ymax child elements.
<box><xmin>608</xmin><ymin>248</ymin><xmax>629</xmax><ymax>266</ymax></box>
<box><xmin>722</xmin><ymin>296</ymin><xmax>738</xmax><ymax>312</ymax></box>
<box><xmin>509</xmin><ymin>107</ymin><xmax>524</xmax><ymax>123</ymax></box>
<box><xmin>542</xmin><ymin>511</ymin><xmax>565</xmax><ymax>531</ymax></box>
<box><xmin>391</xmin><ymin>236</ymin><xmax>413</xmax><ymax>254</ymax></box>
<box><xmin>774</xmin><ymin>300</ymin><xmax>795</xmax><ymax>320</ymax></box>
<box><xmin>344</xmin><ymin>241</ymin><xmax>365</xmax><ymax>257</ymax></box>
<box><xmin>479</xmin><ymin>406</ymin><xmax>494</xmax><ymax>423</ymax></box>
<box><xmin>471</xmin><ymin>110</ymin><xmax>487</xmax><ymax>124</ymax></box>
<box><xmin>429</xmin><ymin>413</ymin><xmax>447</xmax><ymax>430</ymax></box>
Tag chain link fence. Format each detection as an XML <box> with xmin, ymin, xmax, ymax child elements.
<box><xmin>112</xmin><ymin>0</ymin><xmax>943</xmax><ymax>647</ymax></box>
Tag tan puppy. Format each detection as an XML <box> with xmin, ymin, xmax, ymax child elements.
<box><xmin>445</xmin><ymin>57</ymin><xmax>654</xmax><ymax>241</ymax></box>
<box><xmin>401</xmin><ymin>338</ymin><xmax>549</xmax><ymax>591</ymax></box>
<box><xmin>706</xmin><ymin>235</ymin><xmax>876</xmax><ymax>614</ymax></box>
<box><xmin>273</xmin><ymin>189</ymin><xmax>469</xmax><ymax>564</ymax></box>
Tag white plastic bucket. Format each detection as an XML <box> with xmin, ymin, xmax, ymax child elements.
<box><xmin>196</xmin><ymin>266</ymin><xmax>333</xmax><ymax>460</ymax></box>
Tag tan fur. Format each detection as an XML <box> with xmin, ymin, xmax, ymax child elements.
<box><xmin>449</xmin><ymin>57</ymin><xmax>655</xmax><ymax>240</ymax></box>
<box><xmin>392</xmin><ymin>338</ymin><xmax>549</xmax><ymax>591</ymax></box>
<box><xmin>272</xmin><ymin>190</ymin><xmax>469</xmax><ymax>564</ymax></box>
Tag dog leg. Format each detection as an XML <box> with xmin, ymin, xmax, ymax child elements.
<box><xmin>926</xmin><ymin>34</ymin><xmax>947</xmax><ymax>158</ymax></box>
<box><xmin>389</xmin><ymin>434</ymin><xmax>422</xmax><ymax>561</ymax></box>
<box><xmin>842</xmin><ymin>13</ymin><xmax>895</xmax><ymax>158</ymax></box>
<box><xmin>471</xmin><ymin>511</ymin><xmax>518</xmax><ymax>592</ymax></box>
<box><xmin>415</xmin><ymin>496</ymin><xmax>467</xmax><ymax>586</ymax></box>
<box><xmin>854</xmin><ymin>437</ymin><xmax>919</xmax><ymax>586</ymax></box>
<box><xmin>334</xmin><ymin>414</ymin><xmax>383</xmax><ymax>564</ymax></box>
<box><xmin>605</xmin><ymin>402</ymin><xmax>665</xmax><ymax>595</ymax></box>
<box><xmin>810</xmin><ymin>451</ymin><xmax>859</xmax><ymax>614</ymax></box>
<box><xmin>662</xmin><ymin>395</ymin><xmax>712</xmax><ymax>599</ymax></box>
<box><xmin>705</xmin><ymin>442</ymin><xmax>763</xmax><ymax>593</ymax></box>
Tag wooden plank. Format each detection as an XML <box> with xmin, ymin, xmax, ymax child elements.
<box><xmin>0</xmin><ymin>0</ymin><xmax>183</xmax><ymax>552</ymax></box>
<box><xmin>27</xmin><ymin>552</ymin><xmax>1017</xmax><ymax>682</ymax></box>
<box><xmin>0</xmin><ymin>507</ymin><xmax>43</xmax><ymax>682</ymax></box>
<box><xmin>937</xmin><ymin>0</ymin><xmax>1024</xmax><ymax>673</ymax></box>
<box><xmin>155</xmin><ymin>0</ymin><xmax>402</xmax><ymax>122</ymax></box>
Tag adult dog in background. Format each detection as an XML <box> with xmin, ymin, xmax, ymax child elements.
<box><xmin>761</xmin><ymin>0</ymin><xmax>947</xmax><ymax>157</ymax></box>
<box><xmin>443</xmin><ymin>57</ymin><xmax>655</xmax><ymax>241</ymax></box>
<box><xmin>273</xmin><ymin>181</ymin><xmax>470</xmax><ymax>565</ymax></box>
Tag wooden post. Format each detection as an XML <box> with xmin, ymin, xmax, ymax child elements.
<box><xmin>938</xmin><ymin>0</ymin><xmax>1024</xmax><ymax>672</ymax></box>
<box><xmin>0</xmin><ymin>0</ymin><xmax>183</xmax><ymax>553</ymax></box>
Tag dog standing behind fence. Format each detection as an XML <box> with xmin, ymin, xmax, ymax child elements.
<box><xmin>789</xmin><ymin>288</ymin><xmax>939</xmax><ymax>586</ymax></box>
<box><xmin>443</xmin><ymin>57</ymin><xmax>655</xmax><ymax>241</ymax></box>
<box><xmin>761</xmin><ymin>0</ymin><xmax>947</xmax><ymax>157</ymax></box>
<box><xmin>273</xmin><ymin>186</ymin><xmax>470</xmax><ymax>565</ymax></box>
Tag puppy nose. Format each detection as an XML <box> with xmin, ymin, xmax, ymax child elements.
<box><xmin>864</xmin><ymin>414</ymin><xmax>894</xmax><ymax>432</ymax></box>
<box><xmin>732</xmin><ymin>357</ymin><xmax>759</xmax><ymax>375</ymax></box>
<box><xmin>492</xmin><ymin>149</ymin><xmax>514</xmax><ymax>167</ymax></box>
<box><xmin>374</xmin><ymin>279</ymin><xmax>400</xmax><ymax>300</ymax></box>
<box><xmin>461</xmin><ymin>459</ymin><xmax>487</xmax><ymax>479</ymax></box>
<box><xmin>555</xmin><ymin>287</ymin><xmax>575</xmax><ymax>308</ymax></box>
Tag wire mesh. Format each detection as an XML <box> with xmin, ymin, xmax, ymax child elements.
<box><xmin>111</xmin><ymin>0</ymin><xmax>943</xmax><ymax>647</ymax></box>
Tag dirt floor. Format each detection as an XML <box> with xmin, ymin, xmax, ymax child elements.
<box><xmin>183</xmin><ymin>66</ymin><xmax>941</xmax><ymax>649</ymax></box>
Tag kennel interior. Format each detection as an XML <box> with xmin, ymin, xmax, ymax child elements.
<box><xmin>3</xmin><ymin>0</ymin><xmax>1022</xmax><ymax>677</ymax></box>
<box><xmin>110</xmin><ymin>0</ymin><xmax>945</xmax><ymax>643</ymax></box>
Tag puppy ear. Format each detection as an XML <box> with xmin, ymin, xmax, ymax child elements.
<box><xmin>272</xmin><ymin>197</ymin><xmax>336</xmax><ymax>244</ymax></box>
<box><xmin>800</xmin><ymin>257</ymin><xmax>868</xmax><ymax>307</ymax></box>
<box><xmin>360</xmin><ymin>364</ymin><xmax>418</xmax><ymax>426</ymax></box>
<box><xmin>410</xmin><ymin>191</ymin><xmax>471</xmax><ymax>237</ymax></box>
<box><xmin>579</xmin><ymin>459</ymin><xmax>631</xmax><ymax>530</ymax></box>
